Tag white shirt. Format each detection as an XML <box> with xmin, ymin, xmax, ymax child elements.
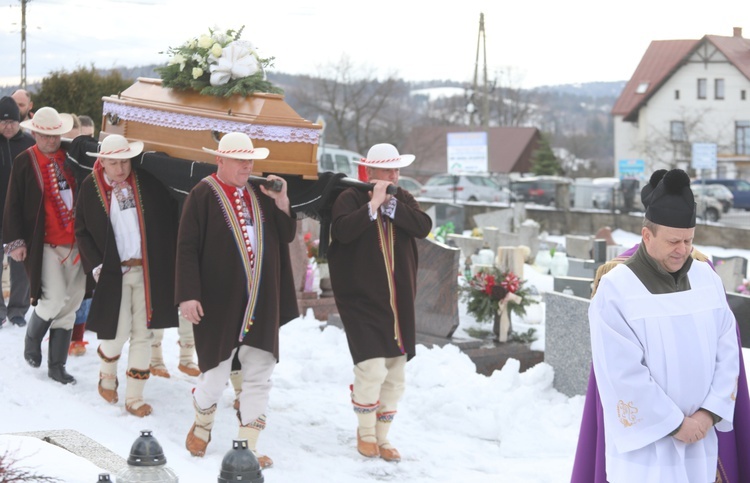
<box><xmin>589</xmin><ymin>261</ymin><xmax>739</xmax><ymax>483</ymax></box>
<box><xmin>106</xmin><ymin>175</ymin><xmax>141</xmax><ymax>263</ymax></box>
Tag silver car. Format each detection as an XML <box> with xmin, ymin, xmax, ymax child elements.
<box><xmin>420</xmin><ymin>173</ymin><xmax>511</xmax><ymax>203</ymax></box>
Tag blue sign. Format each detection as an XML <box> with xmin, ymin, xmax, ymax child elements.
<box><xmin>618</xmin><ymin>159</ymin><xmax>645</xmax><ymax>177</ymax></box>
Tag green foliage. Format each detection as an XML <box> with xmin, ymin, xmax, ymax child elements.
<box><xmin>33</xmin><ymin>66</ymin><xmax>132</xmax><ymax>134</ymax></box>
<box><xmin>531</xmin><ymin>134</ymin><xmax>563</xmax><ymax>176</ymax></box>
<box><xmin>459</xmin><ymin>266</ymin><xmax>538</xmax><ymax>323</ymax></box>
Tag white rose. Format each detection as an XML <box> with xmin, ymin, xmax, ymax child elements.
<box><xmin>198</xmin><ymin>35</ymin><xmax>212</xmax><ymax>49</ymax></box>
<box><xmin>211</xmin><ymin>43</ymin><xmax>223</xmax><ymax>58</ymax></box>
<box><xmin>192</xmin><ymin>67</ymin><xmax>204</xmax><ymax>79</ymax></box>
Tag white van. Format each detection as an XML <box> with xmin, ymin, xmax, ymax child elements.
<box><xmin>317</xmin><ymin>144</ymin><xmax>362</xmax><ymax>178</ymax></box>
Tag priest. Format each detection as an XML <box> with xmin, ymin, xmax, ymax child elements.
<box><xmin>585</xmin><ymin>169</ymin><xmax>741</xmax><ymax>483</ymax></box>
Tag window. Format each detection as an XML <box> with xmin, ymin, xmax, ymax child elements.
<box><xmin>671</xmin><ymin>121</ymin><xmax>687</xmax><ymax>142</ymax></box>
<box><xmin>697</xmin><ymin>78</ymin><xmax>707</xmax><ymax>99</ymax></box>
<box><xmin>715</xmin><ymin>79</ymin><xmax>725</xmax><ymax>100</ymax></box>
<box><xmin>742</xmin><ymin>90</ymin><xmax>747</xmax><ymax>101</ymax></box>
<box><xmin>675</xmin><ymin>90</ymin><xmax>680</xmax><ymax>100</ymax></box>
<box><xmin>737</xmin><ymin>121</ymin><xmax>750</xmax><ymax>155</ymax></box>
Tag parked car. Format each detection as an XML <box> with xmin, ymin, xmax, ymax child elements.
<box><xmin>317</xmin><ymin>144</ymin><xmax>363</xmax><ymax>178</ymax></box>
<box><xmin>690</xmin><ymin>183</ymin><xmax>734</xmax><ymax>213</ymax></box>
<box><xmin>694</xmin><ymin>192</ymin><xmax>723</xmax><ymax>222</ymax></box>
<box><xmin>692</xmin><ymin>178</ymin><xmax>750</xmax><ymax>211</ymax></box>
<box><xmin>510</xmin><ymin>176</ymin><xmax>572</xmax><ymax>206</ymax></box>
<box><xmin>397</xmin><ymin>176</ymin><xmax>423</xmax><ymax>194</ymax></box>
<box><xmin>420</xmin><ymin>173</ymin><xmax>511</xmax><ymax>203</ymax></box>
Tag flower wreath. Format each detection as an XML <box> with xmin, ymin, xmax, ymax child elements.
<box><xmin>156</xmin><ymin>26</ymin><xmax>283</xmax><ymax>98</ymax></box>
<box><xmin>459</xmin><ymin>267</ymin><xmax>537</xmax><ymax>323</ymax></box>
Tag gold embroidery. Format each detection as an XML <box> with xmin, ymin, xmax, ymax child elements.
<box><xmin>617</xmin><ymin>400</ymin><xmax>640</xmax><ymax>427</ymax></box>
<box><xmin>731</xmin><ymin>377</ymin><xmax>737</xmax><ymax>402</ymax></box>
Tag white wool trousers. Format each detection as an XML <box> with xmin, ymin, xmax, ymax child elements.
<box><xmin>98</xmin><ymin>267</ymin><xmax>151</xmax><ymax>371</ymax></box>
<box><xmin>194</xmin><ymin>345</ymin><xmax>276</xmax><ymax>425</ymax></box>
<box><xmin>352</xmin><ymin>355</ymin><xmax>407</xmax><ymax>413</ymax></box>
<box><xmin>36</xmin><ymin>243</ymin><xmax>86</xmax><ymax>329</ymax></box>
<box><xmin>151</xmin><ymin>314</ymin><xmax>195</xmax><ymax>346</ymax></box>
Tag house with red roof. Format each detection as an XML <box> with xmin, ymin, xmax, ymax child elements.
<box><xmin>612</xmin><ymin>27</ymin><xmax>750</xmax><ymax>179</ymax></box>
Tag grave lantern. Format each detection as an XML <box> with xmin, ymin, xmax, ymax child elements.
<box><xmin>217</xmin><ymin>439</ymin><xmax>263</xmax><ymax>483</ymax></box>
<box><xmin>116</xmin><ymin>430</ymin><xmax>178</xmax><ymax>482</ymax></box>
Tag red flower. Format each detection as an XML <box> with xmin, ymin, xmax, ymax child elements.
<box><xmin>501</xmin><ymin>272</ymin><xmax>520</xmax><ymax>293</ymax></box>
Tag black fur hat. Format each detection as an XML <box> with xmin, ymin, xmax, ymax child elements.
<box><xmin>640</xmin><ymin>168</ymin><xmax>696</xmax><ymax>228</ymax></box>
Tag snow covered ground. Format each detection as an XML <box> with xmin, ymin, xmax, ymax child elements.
<box><xmin>1</xmin><ymin>228</ymin><xmax>748</xmax><ymax>482</ymax></box>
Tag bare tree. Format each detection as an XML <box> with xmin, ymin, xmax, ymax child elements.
<box><xmin>288</xmin><ymin>55</ymin><xmax>411</xmax><ymax>153</ymax></box>
<box><xmin>636</xmin><ymin>106</ymin><xmax>730</xmax><ymax>172</ymax></box>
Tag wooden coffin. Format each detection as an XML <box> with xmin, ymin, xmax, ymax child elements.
<box><xmin>100</xmin><ymin>77</ymin><xmax>321</xmax><ymax>178</ymax></box>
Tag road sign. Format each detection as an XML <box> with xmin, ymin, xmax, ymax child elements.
<box><xmin>691</xmin><ymin>143</ymin><xmax>717</xmax><ymax>170</ymax></box>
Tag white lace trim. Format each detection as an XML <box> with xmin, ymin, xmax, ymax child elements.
<box><xmin>102</xmin><ymin>102</ymin><xmax>320</xmax><ymax>144</ymax></box>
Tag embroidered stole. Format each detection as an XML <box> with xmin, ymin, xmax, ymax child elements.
<box><xmin>203</xmin><ymin>176</ymin><xmax>264</xmax><ymax>342</ymax></box>
<box><xmin>375</xmin><ymin>213</ymin><xmax>405</xmax><ymax>354</ymax></box>
<box><xmin>92</xmin><ymin>169</ymin><xmax>154</xmax><ymax>323</ymax></box>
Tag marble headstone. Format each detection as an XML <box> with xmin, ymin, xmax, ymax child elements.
<box><xmin>473</xmin><ymin>209</ymin><xmax>514</xmax><ymax>233</ymax></box>
<box><xmin>544</xmin><ymin>291</ymin><xmax>592</xmax><ymax>396</ymax></box>
<box><xmin>713</xmin><ymin>256</ymin><xmax>748</xmax><ymax>293</ymax></box>
<box><xmin>414</xmin><ymin>237</ymin><xmax>460</xmax><ymax>338</ymax></box>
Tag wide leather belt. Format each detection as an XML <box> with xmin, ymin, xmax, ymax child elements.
<box><xmin>121</xmin><ymin>258</ymin><xmax>142</xmax><ymax>267</ymax></box>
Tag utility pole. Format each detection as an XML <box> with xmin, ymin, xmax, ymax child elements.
<box><xmin>20</xmin><ymin>0</ymin><xmax>29</xmax><ymax>89</ymax></box>
<box><xmin>470</xmin><ymin>12</ymin><xmax>489</xmax><ymax>127</ymax></box>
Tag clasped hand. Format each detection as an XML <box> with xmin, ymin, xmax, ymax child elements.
<box><xmin>673</xmin><ymin>410</ymin><xmax>714</xmax><ymax>444</ymax></box>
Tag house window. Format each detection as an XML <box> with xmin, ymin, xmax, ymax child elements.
<box><xmin>697</xmin><ymin>78</ymin><xmax>707</xmax><ymax>99</ymax></box>
<box><xmin>675</xmin><ymin>90</ymin><xmax>680</xmax><ymax>100</ymax></box>
<box><xmin>737</xmin><ymin>121</ymin><xmax>750</xmax><ymax>155</ymax></box>
<box><xmin>671</xmin><ymin>121</ymin><xmax>687</xmax><ymax>142</ymax></box>
<box><xmin>742</xmin><ymin>90</ymin><xmax>747</xmax><ymax>101</ymax></box>
<box><xmin>715</xmin><ymin>79</ymin><xmax>725</xmax><ymax>100</ymax></box>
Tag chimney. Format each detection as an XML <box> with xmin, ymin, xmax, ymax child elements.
<box><xmin>733</xmin><ymin>27</ymin><xmax>742</xmax><ymax>37</ymax></box>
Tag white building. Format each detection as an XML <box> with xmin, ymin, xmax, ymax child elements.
<box><xmin>612</xmin><ymin>27</ymin><xmax>750</xmax><ymax>180</ymax></box>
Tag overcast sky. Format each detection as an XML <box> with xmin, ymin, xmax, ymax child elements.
<box><xmin>1</xmin><ymin>0</ymin><xmax>749</xmax><ymax>88</ymax></box>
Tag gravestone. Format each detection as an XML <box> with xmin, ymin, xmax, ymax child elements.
<box><xmin>481</xmin><ymin>226</ymin><xmax>502</xmax><ymax>256</ymax></box>
<box><xmin>544</xmin><ymin>291</ymin><xmax>592</xmax><ymax>396</ymax></box>
<box><xmin>434</xmin><ymin>203</ymin><xmax>465</xmax><ymax>233</ymax></box>
<box><xmin>567</xmin><ymin>258</ymin><xmax>594</xmax><ymax>279</ymax></box>
<box><xmin>473</xmin><ymin>208</ymin><xmax>514</xmax><ymax>233</ymax></box>
<box><xmin>446</xmin><ymin>233</ymin><xmax>484</xmax><ymax>260</ymax></box>
<box><xmin>565</xmin><ymin>235</ymin><xmax>593</xmax><ymax>260</ymax></box>
<box><xmin>414</xmin><ymin>237</ymin><xmax>461</xmax><ymax>338</ymax></box>
<box><xmin>713</xmin><ymin>255</ymin><xmax>749</xmax><ymax>293</ymax></box>
<box><xmin>519</xmin><ymin>220</ymin><xmax>540</xmax><ymax>259</ymax></box>
<box><xmin>553</xmin><ymin>276</ymin><xmax>593</xmax><ymax>299</ymax></box>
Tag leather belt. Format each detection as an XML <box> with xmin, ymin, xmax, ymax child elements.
<box><xmin>121</xmin><ymin>258</ymin><xmax>142</xmax><ymax>267</ymax></box>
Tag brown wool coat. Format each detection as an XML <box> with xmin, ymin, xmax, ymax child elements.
<box><xmin>327</xmin><ymin>187</ymin><xmax>432</xmax><ymax>365</ymax></box>
<box><xmin>175</xmin><ymin>180</ymin><xmax>298</xmax><ymax>372</ymax></box>
<box><xmin>74</xmin><ymin>169</ymin><xmax>179</xmax><ymax>339</ymax></box>
<box><xmin>2</xmin><ymin>147</ymin><xmax>85</xmax><ymax>304</ymax></box>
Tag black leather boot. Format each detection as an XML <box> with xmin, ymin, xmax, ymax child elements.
<box><xmin>24</xmin><ymin>311</ymin><xmax>52</xmax><ymax>368</ymax></box>
<box><xmin>48</xmin><ymin>328</ymin><xmax>76</xmax><ymax>385</ymax></box>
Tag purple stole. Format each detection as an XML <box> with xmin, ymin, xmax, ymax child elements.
<box><xmin>571</xmin><ymin>244</ymin><xmax>750</xmax><ymax>482</ymax></box>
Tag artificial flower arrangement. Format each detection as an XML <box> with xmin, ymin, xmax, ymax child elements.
<box><xmin>157</xmin><ymin>26</ymin><xmax>283</xmax><ymax>98</ymax></box>
<box><xmin>459</xmin><ymin>267</ymin><xmax>537</xmax><ymax>323</ymax></box>
<box><xmin>304</xmin><ymin>232</ymin><xmax>320</xmax><ymax>259</ymax></box>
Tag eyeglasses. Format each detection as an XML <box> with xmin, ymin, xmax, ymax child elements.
<box><xmin>0</xmin><ymin>120</ymin><xmax>19</xmax><ymax>126</ymax></box>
